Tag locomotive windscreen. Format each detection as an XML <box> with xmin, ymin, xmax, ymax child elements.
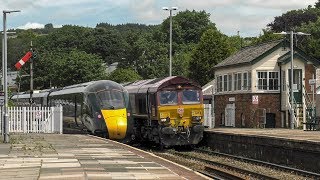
<box><xmin>96</xmin><ymin>89</ymin><xmax>125</xmax><ymax>109</ymax></box>
<box><xmin>182</xmin><ymin>90</ymin><xmax>200</xmax><ymax>104</ymax></box>
<box><xmin>159</xmin><ymin>91</ymin><xmax>177</xmax><ymax>105</ymax></box>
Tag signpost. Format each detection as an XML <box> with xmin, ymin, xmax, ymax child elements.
<box><xmin>252</xmin><ymin>95</ymin><xmax>259</xmax><ymax>105</ymax></box>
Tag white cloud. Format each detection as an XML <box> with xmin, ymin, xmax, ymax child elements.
<box><xmin>243</xmin><ymin>0</ymin><xmax>317</xmax><ymax>10</ymax></box>
<box><xmin>17</xmin><ymin>22</ymin><xmax>62</xmax><ymax>29</ymax></box>
<box><xmin>2</xmin><ymin>0</ymin><xmax>318</xmax><ymax>36</ymax></box>
<box><xmin>130</xmin><ymin>0</ymin><xmax>163</xmax><ymax>22</ymax></box>
<box><xmin>17</xmin><ymin>22</ymin><xmax>44</xmax><ymax>29</ymax></box>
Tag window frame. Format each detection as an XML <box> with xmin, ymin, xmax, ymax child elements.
<box><xmin>257</xmin><ymin>71</ymin><xmax>280</xmax><ymax>91</ymax></box>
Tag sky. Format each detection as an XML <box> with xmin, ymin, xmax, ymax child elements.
<box><xmin>0</xmin><ymin>0</ymin><xmax>318</xmax><ymax>37</ymax></box>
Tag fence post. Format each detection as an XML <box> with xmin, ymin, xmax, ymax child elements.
<box><xmin>51</xmin><ymin>107</ymin><xmax>54</xmax><ymax>133</ymax></box>
<box><xmin>59</xmin><ymin>105</ymin><xmax>63</xmax><ymax>134</ymax></box>
<box><xmin>0</xmin><ymin>107</ymin><xmax>2</xmax><ymax>135</ymax></box>
<box><xmin>22</xmin><ymin>107</ymin><xmax>26</xmax><ymax>133</ymax></box>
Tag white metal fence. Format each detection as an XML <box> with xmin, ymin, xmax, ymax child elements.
<box><xmin>204</xmin><ymin>104</ymin><xmax>214</xmax><ymax>128</ymax></box>
<box><xmin>0</xmin><ymin>106</ymin><xmax>63</xmax><ymax>134</ymax></box>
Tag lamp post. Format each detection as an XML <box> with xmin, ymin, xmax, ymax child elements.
<box><xmin>162</xmin><ymin>7</ymin><xmax>178</xmax><ymax>77</ymax></box>
<box><xmin>274</xmin><ymin>31</ymin><xmax>310</xmax><ymax>129</ymax></box>
<box><xmin>2</xmin><ymin>10</ymin><xmax>20</xmax><ymax>143</ymax></box>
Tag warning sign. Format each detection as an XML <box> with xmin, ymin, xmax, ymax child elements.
<box><xmin>252</xmin><ymin>95</ymin><xmax>259</xmax><ymax>105</ymax></box>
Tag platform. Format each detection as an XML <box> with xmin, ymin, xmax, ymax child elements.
<box><xmin>203</xmin><ymin>128</ymin><xmax>320</xmax><ymax>173</ymax></box>
<box><xmin>205</xmin><ymin>128</ymin><xmax>320</xmax><ymax>143</ymax></box>
<box><xmin>0</xmin><ymin>134</ymin><xmax>207</xmax><ymax>180</ymax></box>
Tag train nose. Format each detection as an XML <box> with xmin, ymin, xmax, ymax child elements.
<box><xmin>113</xmin><ymin>116</ymin><xmax>127</xmax><ymax>139</ymax></box>
<box><xmin>101</xmin><ymin>109</ymin><xmax>128</xmax><ymax>140</ymax></box>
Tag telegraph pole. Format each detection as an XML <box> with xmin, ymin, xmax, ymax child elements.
<box><xmin>29</xmin><ymin>41</ymin><xmax>33</xmax><ymax>106</ymax></box>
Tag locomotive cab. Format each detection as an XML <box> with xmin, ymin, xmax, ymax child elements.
<box><xmin>124</xmin><ymin>76</ymin><xmax>204</xmax><ymax>147</ymax></box>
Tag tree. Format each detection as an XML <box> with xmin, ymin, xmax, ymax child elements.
<box><xmin>19</xmin><ymin>49</ymin><xmax>107</xmax><ymax>91</ymax></box>
<box><xmin>161</xmin><ymin>10</ymin><xmax>215</xmax><ymax>44</ymax></box>
<box><xmin>267</xmin><ymin>8</ymin><xmax>320</xmax><ymax>32</ymax></box>
<box><xmin>298</xmin><ymin>18</ymin><xmax>320</xmax><ymax>59</ymax></box>
<box><xmin>189</xmin><ymin>29</ymin><xmax>232</xmax><ymax>86</ymax></box>
<box><xmin>84</xmin><ymin>28</ymin><xmax>128</xmax><ymax>65</ymax></box>
<box><xmin>108</xmin><ymin>68</ymin><xmax>142</xmax><ymax>83</ymax></box>
<box><xmin>250</xmin><ymin>29</ymin><xmax>282</xmax><ymax>45</ymax></box>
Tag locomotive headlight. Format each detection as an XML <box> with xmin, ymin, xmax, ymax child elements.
<box><xmin>192</xmin><ymin>116</ymin><xmax>202</xmax><ymax>121</ymax></box>
<box><xmin>161</xmin><ymin>118</ymin><xmax>167</xmax><ymax>122</ymax></box>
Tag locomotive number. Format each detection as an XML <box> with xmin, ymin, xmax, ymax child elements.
<box><xmin>192</xmin><ymin>110</ymin><xmax>202</xmax><ymax>116</ymax></box>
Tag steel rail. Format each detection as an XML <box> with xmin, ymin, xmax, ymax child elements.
<box><xmin>169</xmin><ymin>151</ymin><xmax>276</xmax><ymax>180</ymax></box>
<box><xmin>195</xmin><ymin>148</ymin><xmax>320</xmax><ymax>179</ymax></box>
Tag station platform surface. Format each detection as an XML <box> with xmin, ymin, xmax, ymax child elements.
<box><xmin>205</xmin><ymin>128</ymin><xmax>320</xmax><ymax>143</ymax></box>
<box><xmin>0</xmin><ymin>134</ymin><xmax>207</xmax><ymax>180</ymax></box>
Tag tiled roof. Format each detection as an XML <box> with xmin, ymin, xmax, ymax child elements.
<box><xmin>215</xmin><ymin>40</ymin><xmax>284</xmax><ymax>68</ymax></box>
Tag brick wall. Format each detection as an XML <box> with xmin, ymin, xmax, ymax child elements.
<box><xmin>214</xmin><ymin>93</ymin><xmax>282</xmax><ymax>128</ymax></box>
<box><xmin>305</xmin><ymin>64</ymin><xmax>316</xmax><ymax>93</ymax></box>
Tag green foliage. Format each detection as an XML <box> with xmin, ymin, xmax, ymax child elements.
<box><xmin>250</xmin><ymin>29</ymin><xmax>283</xmax><ymax>45</ymax></box>
<box><xmin>161</xmin><ymin>10</ymin><xmax>215</xmax><ymax>44</ymax></box>
<box><xmin>11</xmin><ymin>6</ymin><xmax>320</xmax><ymax>91</ymax></box>
<box><xmin>84</xmin><ymin>28</ymin><xmax>127</xmax><ymax>64</ymax></box>
<box><xmin>108</xmin><ymin>68</ymin><xmax>142</xmax><ymax>83</ymax></box>
<box><xmin>298</xmin><ymin>18</ymin><xmax>320</xmax><ymax>59</ymax></box>
<box><xmin>189</xmin><ymin>28</ymin><xmax>232</xmax><ymax>86</ymax></box>
<box><xmin>19</xmin><ymin>50</ymin><xmax>106</xmax><ymax>91</ymax></box>
<box><xmin>267</xmin><ymin>7</ymin><xmax>320</xmax><ymax>32</ymax></box>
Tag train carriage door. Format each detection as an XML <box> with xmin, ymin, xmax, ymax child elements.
<box><xmin>225</xmin><ymin>103</ymin><xmax>235</xmax><ymax>127</ymax></box>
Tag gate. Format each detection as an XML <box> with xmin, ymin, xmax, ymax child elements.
<box><xmin>225</xmin><ymin>103</ymin><xmax>235</xmax><ymax>127</ymax></box>
<box><xmin>204</xmin><ymin>104</ymin><xmax>214</xmax><ymax>128</ymax></box>
<box><xmin>0</xmin><ymin>106</ymin><xmax>63</xmax><ymax>134</ymax></box>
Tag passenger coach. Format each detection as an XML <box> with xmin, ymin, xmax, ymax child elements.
<box><xmin>11</xmin><ymin>80</ymin><xmax>133</xmax><ymax>142</ymax></box>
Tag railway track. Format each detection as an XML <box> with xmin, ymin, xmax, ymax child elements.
<box><xmin>194</xmin><ymin>148</ymin><xmax>320</xmax><ymax>179</ymax></box>
<box><xmin>166</xmin><ymin>150</ymin><xmax>276</xmax><ymax>180</ymax></box>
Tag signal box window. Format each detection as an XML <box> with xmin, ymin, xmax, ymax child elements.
<box><xmin>182</xmin><ymin>90</ymin><xmax>200</xmax><ymax>104</ymax></box>
<box><xmin>159</xmin><ymin>91</ymin><xmax>177</xmax><ymax>105</ymax></box>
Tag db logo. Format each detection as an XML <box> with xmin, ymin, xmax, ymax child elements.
<box><xmin>177</xmin><ymin>108</ymin><xmax>184</xmax><ymax>115</ymax></box>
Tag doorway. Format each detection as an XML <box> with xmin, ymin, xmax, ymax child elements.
<box><xmin>225</xmin><ymin>103</ymin><xmax>235</xmax><ymax>127</ymax></box>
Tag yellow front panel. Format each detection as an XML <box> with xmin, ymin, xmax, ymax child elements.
<box><xmin>158</xmin><ymin>104</ymin><xmax>204</xmax><ymax>127</ymax></box>
<box><xmin>101</xmin><ymin>108</ymin><xmax>127</xmax><ymax>140</ymax></box>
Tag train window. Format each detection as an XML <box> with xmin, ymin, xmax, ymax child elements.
<box><xmin>96</xmin><ymin>90</ymin><xmax>125</xmax><ymax>109</ymax></box>
<box><xmin>159</xmin><ymin>91</ymin><xmax>177</xmax><ymax>105</ymax></box>
<box><xmin>182</xmin><ymin>90</ymin><xmax>200</xmax><ymax>104</ymax></box>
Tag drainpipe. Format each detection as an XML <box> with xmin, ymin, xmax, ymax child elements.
<box><xmin>278</xmin><ymin>62</ymin><xmax>285</xmax><ymax>128</ymax></box>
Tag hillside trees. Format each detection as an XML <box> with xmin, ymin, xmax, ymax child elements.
<box><xmin>189</xmin><ymin>29</ymin><xmax>232</xmax><ymax>86</ymax></box>
<box><xmin>108</xmin><ymin>68</ymin><xmax>142</xmax><ymax>83</ymax></box>
<box><xmin>267</xmin><ymin>8</ymin><xmax>320</xmax><ymax>32</ymax></box>
<box><xmin>10</xmin><ymin>9</ymin><xmax>256</xmax><ymax>90</ymax></box>
<box><xmin>298</xmin><ymin>18</ymin><xmax>320</xmax><ymax>59</ymax></box>
<box><xmin>19</xmin><ymin>49</ymin><xmax>106</xmax><ymax>90</ymax></box>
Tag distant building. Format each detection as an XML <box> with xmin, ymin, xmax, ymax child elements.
<box><xmin>105</xmin><ymin>62</ymin><xmax>118</xmax><ymax>74</ymax></box>
<box><xmin>212</xmin><ymin>40</ymin><xmax>319</xmax><ymax>128</ymax></box>
<box><xmin>0</xmin><ymin>71</ymin><xmax>19</xmax><ymax>92</ymax></box>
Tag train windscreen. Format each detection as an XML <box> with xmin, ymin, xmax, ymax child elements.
<box><xmin>182</xmin><ymin>90</ymin><xmax>200</xmax><ymax>104</ymax></box>
<box><xmin>96</xmin><ymin>89</ymin><xmax>125</xmax><ymax>109</ymax></box>
<box><xmin>159</xmin><ymin>90</ymin><xmax>177</xmax><ymax>105</ymax></box>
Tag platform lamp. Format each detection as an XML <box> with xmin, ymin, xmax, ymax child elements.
<box><xmin>274</xmin><ymin>31</ymin><xmax>310</xmax><ymax>129</ymax></box>
<box><xmin>162</xmin><ymin>7</ymin><xmax>178</xmax><ymax>77</ymax></box>
<box><xmin>2</xmin><ymin>10</ymin><xmax>21</xmax><ymax>143</ymax></box>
